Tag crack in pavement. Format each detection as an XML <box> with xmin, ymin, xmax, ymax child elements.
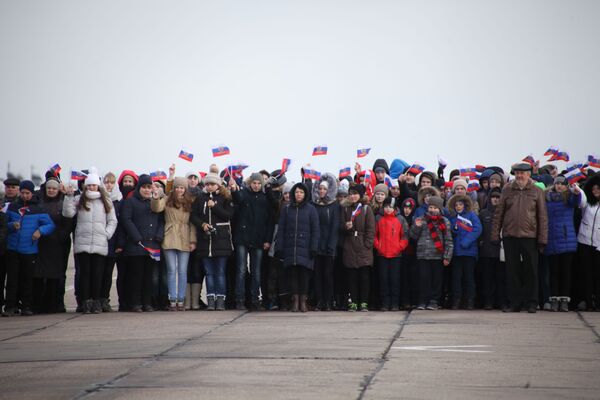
<box><xmin>71</xmin><ymin>311</ymin><xmax>248</xmax><ymax>400</ymax></box>
<box><xmin>0</xmin><ymin>313</ymin><xmax>83</xmax><ymax>342</ymax></box>
<box><xmin>576</xmin><ymin>312</ymin><xmax>600</xmax><ymax>342</ymax></box>
<box><xmin>357</xmin><ymin>310</ymin><xmax>412</xmax><ymax>400</ymax></box>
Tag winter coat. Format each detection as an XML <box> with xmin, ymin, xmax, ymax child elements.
<box><xmin>340</xmin><ymin>197</ymin><xmax>376</xmax><ymax>268</ymax></box>
<box><xmin>311</xmin><ymin>173</ymin><xmax>340</xmax><ymax>257</ymax></box>
<box><xmin>409</xmin><ymin>214</ymin><xmax>453</xmax><ymax>261</ymax></box>
<box><xmin>120</xmin><ymin>190</ymin><xmax>165</xmax><ymax>257</ymax></box>
<box><xmin>63</xmin><ymin>192</ymin><xmax>117</xmax><ymax>256</ymax></box>
<box><xmin>578</xmin><ymin>174</ymin><xmax>600</xmax><ymax>251</ymax></box>
<box><xmin>37</xmin><ymin>194</ymin><xmax>73</xmax><ymax>279</ymax></box>
<box><xmin>545</xmin><ymin>189</ymin><xmax>585</xmax><ymax>256</ymax></box>
<box><xmin>491</xmin><ymin>178</ymin><xmax>548</xmax><ymax>244</ymax></box>
<box><xmin>191</xmin><ymin>189</ymin><xmax>235</xmax><ymax>258</ymax></box>
<box><xmin>275</xmin><ymin>183</ymin><xmax>320</xmax><ymax>269</ymax></box>
<box><xmin>374</xmin><ymin>212</ymin><xmax>409</xmax><ymax>258</ymax></box>
<box><xmin>415</xmin><ymin>186</ymin><xmax>449</xmax><ymax>218</ymax></box>
<box><xmin>447</xmin><ymin>195</ymin><xmax>482</xmax><ymax>259</ymax></box>
<box><xmin>478</xmin><ymin>204</ymin><xmax>500</xmax><ymax>258</ymax></box>
<box><xmin>6</xmin><ymin>197</ymin><xmax>55</xmax><ymax>255</ymax></box>
<box><xmin>0</xmin><ymin>211</ymin><xmax>7</xmax><ymax>256</ymax></box>
<box><xmin>151</xmin><ymin>197</ymin><xmax>197</xmax><ymax>252</ymax></box>
<box><xmin>231</xmin><ymin>185</ymin><xmax>274</xmax><ymax>248</ymax></box>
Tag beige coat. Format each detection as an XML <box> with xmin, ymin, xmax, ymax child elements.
<box><xmin>151</xmin><ymin>197</ymin><xmax>197</xmax><ymax>251</ymax></box>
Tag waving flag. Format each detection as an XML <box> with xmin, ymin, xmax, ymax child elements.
<box><xmin>384</xmin><ymin>174</ymin><xmax>393</xmax><ymax>188</ymax></box>
<box><xmin>339</xmin><ymin>166</ymin><xmax>352</xmax><ymax>179</ymax></box>
<box><xmin>456</xmin><ymin>215</ymin><xmax>474</xmax><ymax>232</ymax></box>
<box><xmin>281</xmin><ymin>158</ymin><xmax>292</xmax><ymax>175</ymax></box>
<box><xmin>357</xmin><ymin>148</ymin><xmax>371</xmax><ymax>158</ymax></box>
<box><xmin>49</xmin><ymin>163</ymin><xmax>61</xmax><ymax>176</ymax></box>
<box><xmin>150</xmin><ymin>171</ymin><xmax>167</xmax><ymax>181</ymax></box>
<box><xmin>212</xmin><ymin>145</ymin><xmax>230</xmax><ymax>157</ymax></box>
<box><xmin>564</xmin><ymin>167</ymin><xmax>585</xmax><ymax>185</ymax></box>
<box><xmin>71</xmin><ymin>170</ymin><xmax>87</xmax><ymax>181</ymax></box>
<box><xmin>522</xmin><ymin>154</ymin><xmax>536</xmax><ymax>166</ymax></box>
<box><xmin>351</xmin><ymin>203</ymin><xmax>363</xmax><ymax>222</ymax></box>
<box><xmin>303</xmin><ymin>167</ymin><xmax>321</xmax><ymax>180</ymax></box>
<box><xmin>588</xmin><ymin>155</ymin><xmax>600</xmax><ymax>171</ymax></box>
<box><xmin>475</xmin><ymin>165</ymin><xmax>486</xmax><ymax>173</ymax></box>
<box><xmin>179</xmin><ymin>150</ymin><xmax>194</xmax><ymax>162</ymax></box>
<box><xmin>548</xmin><ymin>151</ymin><xmax>570</xmax><ymax>162</ymax></box>
<box><xmin>140</xmin><ymin>244</ymin><xmax>161</xmax><ymax>262</ymax></box>
<box><xmin>467</xmin><ymin>179</ymin><xmax>480</xmax><ymax>192</ymax></box>
<box><xmin>460</xmin><ymin>167</ymin><xmax>480</xmax><ymax>179</ymax></box>
<box><xmin>407</xmin><ymin>163</ymin><xmax>425</xmax><ymax>175</ymax></box>
<box><xmin>226</xmin><ymin>163</ymin><xmax>249</xmax><ymax>179</ymax></box>
<box><xmin>544</xmin><ymin>146</ymin><xmax>559</xmax><ymax>156</ymax></box>
<box><xmin>312</xmin><ymin>145</ymin><xmax>328</xmax><ymax>156</ymax></box>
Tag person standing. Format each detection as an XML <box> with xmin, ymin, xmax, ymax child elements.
<box><xmin>577</xmin><ymin>172</ymin><xmax>600</xmax><ymax>310</ymax></box>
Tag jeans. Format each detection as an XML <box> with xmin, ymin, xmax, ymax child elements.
<box><xmin>164</xmin><ymin>249</ymin><xmax>190</xmax><ymax>302</ymax></box>
<box><xmin>203</xmin><ymin>256</ymin><xmax>227</xmax><ymax>296</ymax></box>
<box><xmin>451</xmin><ymin>256</ymin><xmax>476</xmax><ymax>302</ymax></box>
<box><xmin>235</xmin><ymin>245</ymin><xmax>263</xmax><ymax>302</ymax></box>
<box><xmin>377</xmin><ymin>256</ymin><xmax>401</xmax><ymax>308</ymax></box>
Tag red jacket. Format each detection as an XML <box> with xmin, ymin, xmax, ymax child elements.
<box><xmin>374</xmin><ymin>212</ymin><xmax>409</xmax><ymax>258</ymax></box>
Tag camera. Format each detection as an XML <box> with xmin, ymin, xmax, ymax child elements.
<box><xmin>205</xmin><ymin>225</ymin><xmax>217</xmax><ymax>237</ymax></box>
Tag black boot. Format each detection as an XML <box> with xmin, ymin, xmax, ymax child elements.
<box><xmin>206</xmin><ymin>295</ymin><xmax>216</xmax><ymax>311</ymax></box>
<box><xmin>92</xmin><ymin>300</ymin><xmax>101</xmax><ymax>314</ymax></box>
<box><xmin>83</xmin><ymin>299</ymin><xmax>93</xmax><ymax>314</ymax></box>
<box><xmin>215</xmin><ymin>296</ymin><xmax>225</xmax><ymax>311</ymax></box>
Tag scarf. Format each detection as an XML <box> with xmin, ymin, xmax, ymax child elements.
<box><xmin>426</xmin><ymin>214</ymin><xmax>447</xmax><ymax>254</ymax></box>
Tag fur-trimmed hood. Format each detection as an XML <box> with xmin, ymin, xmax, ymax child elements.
<box><xmin>290</xmin><ymin>182</ymin><xmax>310</xmax><ymax>207</ymax></box>
<box><xmin>417</xmin><ymin>186</ymin><xmax>441</xmax><ymax>206</ymax></box>
<box><xmin>311</xmin><ymin>172</ymin><xmax>338</xmax><ymax>205</ymax></box>
<box><xmin>341</xmin><ymin>195</ymin><xmax>370</xmax><ymax>208</ymax></box>
<box><xmin>203</xmin><ymin>185</ymin><xmax>232</xmax><ymax>200</ymax></box>
<box><xmin>584</xmin><ymin>172</ymin><xmax>600</xmax><ymax>206</ymax></box>
<box><xmin>447</xmin><ymin>194</ymin><xmax>473</xmax><ymax>214</ymax></box>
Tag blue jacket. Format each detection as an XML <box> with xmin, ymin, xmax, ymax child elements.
<box><xmin>447</xmin><ymin>195</ymin><xmax>482</xmax><ymax>259</ymax></box>
<box><xmin>6</xmin><ymin>197</ymin><xmax>55</xmax><ymax>254</ymax></box>
<box><xmin>545</xmin><ymin>190</ymin><xmax>581</xmax><ymax>256</ymax></box>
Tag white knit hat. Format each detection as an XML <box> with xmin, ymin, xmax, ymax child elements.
<box><xmin>85</xmin><ymin>167</ymin><xmax>101</xmax><ymax>186</ymax></box>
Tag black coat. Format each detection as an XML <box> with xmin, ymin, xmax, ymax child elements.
<box><xmin>0</xmin><ymin>211</ymin><xmax>7</xmax><ymax>256</ymax></box>
<box><xmin>232</xmin><ymin>187</ymin><xmax>274</xmax><ymax>248</ymax></box>
<box><xmin>37</xmin><ymin>194</ymin><xmax>73</xmax><ymax>279</ymax></box>
<box><xmin>192</xmin><ymin>190</ymin><xmax>235</xmax><ymax>258</ymax></box>
<box><xmin>120</xmin><ymin>191</ymin><xmax>165</xmax><ymax>256</ymax></box>
<box><xmin>479</xmin><ymin>205</ymin><xmax>500</xmax><ymax>258</ymax></box>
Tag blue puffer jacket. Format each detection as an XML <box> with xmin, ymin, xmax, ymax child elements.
<box><xmin>447</xmin><ymin>195</ymin><xmax>482</xmax><ymax>259</ymax></box>
<box><xmin>276</xmin><ymin>183</ymin><xmax>320</xmax><ymax>269</ymax></box>
<box><xmin>545</xmin><ymin>189</ymin><xmax>582</xmax><ymax>256</ymax></box>
<box><xmin>6</xmin><ymin>197</ymin><xmax>55</xmax><ymax>254</ymax></box>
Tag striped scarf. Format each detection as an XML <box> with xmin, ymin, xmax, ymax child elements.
<box><xmin>426</xmin><ymin>214</ymin><xmax>446</xmax><ymax>254</ymax></box>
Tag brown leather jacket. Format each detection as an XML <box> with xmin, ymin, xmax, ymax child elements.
<box><xmin>491</xmin><ymin>179</ymin><xmax>548</xmax><ymax>244</ymax></box>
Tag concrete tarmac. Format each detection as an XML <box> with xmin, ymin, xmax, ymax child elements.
<box><xmin>1</xmin><ymin>307</ymin><xmax>599</xmax><ymax>400</ymax></box>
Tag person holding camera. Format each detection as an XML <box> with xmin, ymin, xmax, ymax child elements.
<box><xmin>191</xmin><ymin>171</ymin><xmax>234</xmax><ymax>311</ymax></box>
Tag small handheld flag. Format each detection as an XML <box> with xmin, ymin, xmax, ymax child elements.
<box><xmin>140</xmin><ymin>243</ymin><xmax>161</xmax><ymax>262</ymax></box>
<box><xmin>456</xmin><ymin>215</ymin><xmax>474</xmax><ymax>232</ymax></box>
<box><xmin>459</xmin><ymin>167</ymin><xmax>479</xmax><ymax>179</ymax></box>
<box><xmin>384</xmin><ymin>174</ymin><xmax>393</xmax><ymax>188</ymax></box>
<box><xmin>467</xmin><ymin>179</ymin><xmax>480</xmax><ymax>192</ymax></box>
<box><xmin>548</xmin><ymin>151</ymin><xmax>570</xmax><ymax>162</ymax></box>
<box><xmin>544</xmin><ymin>146</ymin><xmax>559</xmax><ymax>156</ymax></box>
<box><xmin>281</xmin><ymin>158</ymin><xmax>292</xmax><ymax>175</ymax></box>
<box><xmin>357</xmin><ymin>148</ymin><xmax>371</xmax><ymax>158</ymax></box>
<box><xmin>339</xmin><ymin>166</ymin><xmax>352</xmax><ymax>179</ymax></box>
<box><xmin>522</xmin><ymin>154</ymin><xmax>536</xmax><ymax>166</ymax></box>
<box><xmin>226</xmin><ymin>163</ymin><xmax>249</xmax><ymax>179</ymax></box>
<box><xmin>212</xmin><ymin>146</ymin><xmax>230</xmax><ymax>158</ymax></box>
<box><xmin>587</xmin><ymin>155</ymin><xmax>600</xmax><ymax>170</ymax></box>
<box><xmin>71</xmin><ymin>170</ymin><xmax>87</xmax><ymax>181</ymax></box>
<box><xmin>150</xmin><ymin>171</ymin><xmax>167</xmax><ymax>181</ymax></box>
<box><xmin>564</xmin><ymin>167</ymin><xmax>585</xmax><ymax>185</ymax></box>
<box><xmin>303</xmin><ymin>167</ymin><xmax>321</xmax><ymax>180</ymax></box>
<box><xmin>312</xmin><ymin>145</ymin><xmax>328</xmax><ymax>156</ymax></box>
<box><xmin>179</xmin><ymin>150</ymin><xmax>194</xmax><ymax>162</ymax></box>
<box><xmin>475</xmin><ymin>165</ymin><xmax>486</xmax><ymax>173</ymax></box>
<box><xmin>18</xmin><ymin>206</ymin><xmax>30</xmax><ymax>217</ymax></box>
<box><xmin>351</xmin><ymin>203</ymin><xmax>363</xmax><ymax>222</ymax></box>
<box><xmin>49</xmin><ymin>163</ymin><xmax>61</xmax><ymax>177</ymax></box>
<box><xmin>407</xmin><ymin>163</ymin><xmax>425</xmax><ymax>175</ymax></box>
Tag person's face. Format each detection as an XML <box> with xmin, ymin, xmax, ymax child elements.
<box><xmin>122</xmin><ymin>175</ymin><xmax>135</xmax><ymax>187</ymax></box>
<box><xmin>174</xmin><ymin>186</ymin><xmax>186</xmax><ymax>197</ymax></box>
<box><xmin>261</xmin><ymin>173</ymin><xmax>270</xmax><ymax>182</ymax></box>
<box><xmin>152</xmin><ymin>182</ymin><xmax>163</xmax><ymax>192</ymax></box>
<box><xmin>374</xmin><ymin>191</ymin><xmax>386</xmax><ymax>203</ymax></box>
<box><xmin>349</xmin><ymin>192</ymin><xmax>360</xmax><ymax>203</ymax></box>
<box><xmin>46</xmin><ymin>186</ymin><xmax>59</xmax><ymax>198</ymax></box>
<box><xmin>490</xmin><ymin>196</ymin><xmax>500</xmax><ymax>206</ymax></box>
<box><xmin>384</xmin><ymin>205</ymin><xmax>394</xmax><ymax>215</ymax></box>
<box><xmin>428</xmin><ymin>205</ymin><xmax>440</xmax><ymax>215</ymax></box>
<box><xmin>390</xmin><ymin>187</ymin><xmax>400</xmax><ymax>197</ymax></box>
<box><xmin>318</xmin><ymin>185</ymin><xmax>328</xmax><ymax>199</ymax></box>
<box><xmin>420</xmin><ymin>177</ymin><xmax>432</xmax><ymax>187</ymax></box>
<box><xmin>283</xmin><ymin>192</ymin><xmax>290</xmax><ymax>202</ymax></box>
<box><xmin>187</xmin><ymin>175</ymin><xmax>199</xmax><ymax>188</ymax></box>
<box><xmin>454</xmin><ymin>201</ymin><xmax>465</xmax><ymax>214</ymax></box>
<box><xmin>554</xmin><ymin>181</ymin><xmax>567</xmax><ymax>193</ymax></box>
<box><xmin>205</xmin><ymin>182</ymin><xmax>218</xmax><ymax>193</ymax></box>
<box><xmin>5</xmin><ymin>185</ymin><xmax>19</xmax><ymax>198</ymax></box>
<box><xmin>250</xmin><ymin>180</ymin><xmax>262</xmax><ymax>193</ymax></box>
<box><xmin>104</xmin><ymin>180</ymin><xmax>115</xmax><ymax>193</ymax></box>
<box><xmin>20</xmin><ymin>189</ymin><xmax>33</xmax><ymax>202</ymax></box>
<box><xmin>515</xmin><ymin>170</ymin><xmax>530</xmax><ymax>185</ymax></box>
<box><xmin>550</xmin><ymin>167</ymin><xmax>558</xmax><ymax>178</ymax></box>
<box><xmin>444</xmin><ymin>187</ymin><xmax>452</xmax><ymax>196</ymax></box>
<box><xmin>375</xmin><ymin>171</ymin><xmax>386</xmax><ymax>182</ymax></box>
<box><xmin>489</xmin><ymin>179</ymin><xmax>501</xmax><ymax>189</ymax></box>
<box><xmin>139</xmin><ymin>184</ymin><xmax>152</xmax><ymax>199</ymax></box>
<box><xmin>592</xmin><ymin>184</ymin><xmax>600</xmax><ymax>200</ymax></box>
<box><xmin>406</xmin><ymin>174</ymin><xmax>416</xmax><ymax>185</ymax></box>
<box><xmin>336</xmin><ymin>193</ymin><xmax>347</xmax><ymax>202</ymax></box>
<box><xmin>294</xmin><ymin>188</ymin><xmax>305</xmax><ymax>203</ymax></box>
<box><xmin>481</xmin><ymin>180</ymin><xmax>490</xmax><ymax>190</ymax></box>
<box><xmin>86</xmin><ymin>184</ymin><xmax>99</xmax><ymax>192</ymax></box>
<box><xmin>424</xmin><ymin>193</ymin><xmax>432</xmax><ymax>204</ymax></box>
<box><xmin>403</xmin><ymin>206</ymin><xmax>413</xmax><ymax>217</ymax></box>
<box><xmin>454</xmin><ymin>186</ymin><xmax>467</xmax><ymax>196</ymax></box>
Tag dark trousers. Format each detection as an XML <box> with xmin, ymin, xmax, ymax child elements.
<box><xmin>406</xmin><ymin>255</ymin><xmax>419</xmax><ymax>306</ymax></box>
<box><xmin>152</xmin><ymin>258</ymin><xmax>168</xmax><ymax>308</ymax></box>
<box><xmin>76</xmin><ymin>253</ymin><xmax>105</xmax><ymax>301</ymax></box>
<box><xmin>579</xmin><ymin>244</ymin><xmax>600</xmax><ymax>308</ymax></box>
<box><xmin>32</xmin><ymin>278</ymin><xmax>62</xmax><ymax>313</ymax></box>
<box><xmin>451</xmin><ymin>256</ymin><xmax>476</xmax><ymax>302</ymax></box>
<box><xmin>369</xmin><ymin>257</ymin><xmax>380</xmax><ymax>309</ymax></box>
<box><xmin>314</xmin><ymin>255</ymin><xmax>334</xmax><ymax>305</ymax></box>
<box><xmin>266</xmin><ymin>255</ymin><xmax>281</xmax><ymax>301</ymax></box>
<box><xmin>5</xmin><ymin>251</ymin><xmax>36</xmax><ymax>310</ymax></box>
<box><xmin>333</xmin><ymin>247</ymin><xmax>348</xmax><ymax>308</ymax></box>
<box><xmin>418</xmin><ymin>259</ymin><xmax>443</xmax><ymax>306</ymax></box>
<box><xmin>347</xmin><ymin>266</ymin><xmax>370</xmax><ymax>305</ymax></box>
<box><xmin>399</xmin><ymin>255</ymin><xmax>411</xmax><ymax>307</ymax></box>
<box><xmin>377</xmin><ymin>256</ymin><xmax>400</xmax><ymax>308</ymax></box>
<box><xmin>188</xmin><ymin>251</ymin><xmax>206</xmax><ymax>283</ymax></box>
<box><xmin>288</xmin><ymin>265</ymin><xmax>310</xmax><ymax>295</ymax></box>
<box><xmin>0</xmin><ymin>254</ymin><xmax>7</xmax><ymax>308</ymax></box>
<box><xmin>480</xmin><ymin>257</ymin><xmax>507</xmax><ymax>307</ymax></box>
<box><xmin>503</xmin><ymin>237</ymin><xmax>539</xmax><ymax>308</ymax></box>
<box><xmin>101</xmin><ymin>256</ymin><xmax>116</xmax><ymax>300</ymax></box>
<box><xmin>538</xmin><ymin>255</ymin><xmax>550</xmax><ymax>305</ymax></box>
<box><xmin>548</xmin><ymin>253</ymin><xmax>573</xmax><ymax>297</ymax></box>
<box><xmin>116</xmin><ymin>256</ymin><xmax>129</xmax><ymax>308</ymax></box>
<box><xmin>128</xmin><ymin>256</ymin><xmax>155</xmax><ymax>307</ymax></box>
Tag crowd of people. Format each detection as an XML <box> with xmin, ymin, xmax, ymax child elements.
<box><xmin>1</xmin><ymin>156</ymin><xmax>599</xmax><ymax>316</ymax></box>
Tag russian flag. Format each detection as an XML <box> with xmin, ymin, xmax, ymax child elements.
<box><xmin>564</xmin><ymin>167</ymin><xmax>585</xmax><ymax>185</ymax></box>
<box><xmin>71</xmin><ymin>170</ymin><xmax>87</xmax><ymax>181</ymax></box>
<box><xmin>456</xmin><ymin>215</ymin><xmax>474</xmax><ymax>232</ymax></box>
<box><xmin>460</xmin><ymin>167</ymin><xmax>479</xmax><ymax>179</ymax></box>
<box><xmin>140</xmin><ymin>244</ymin><xmax>161</xmax><ymax>262</ymax></box>
<box><xmin>49</xmin><ymin>163</ymin><xmax>61</xmax><ymax>176</ymax></box>
<box><xmin>150</xmin><ymin>171</ymin><xmax>167</xmax><ymax>181</ymax></box>
<box><xmin>339</xmin><ymin>166</ymin><xmax>352</xmax><ymax>179</ymax></box>
<box><xmin>475</xmin><ymin>164</ymin><xmax>486</xmax><ymax>173</ymax></box>
<box><xmin>179</xmin><ymin>150</ymin><xmax>194</xmax><ymax>162</ymax></box>
<box><xmin>227</xmin><ymin>163</ymin><xmax>249</xmax><ymax>179</ymax></box>
<box><xmin>588</xmin><ymin>155</ymin><xmax>600</xmax><ymax>169</ymax></box>
<box><xmin>467</xmin><ymin>179</ymin><xmax>480</xmax><ymax>192</ymax></box>
<box><xmin>351</xmin><ymin>203</ymin><xmax>363</xmax><ymax>221</ymax></box>
<box><xmin>281</xmin><ymin>158</ymin><xmax>292</xmax><ymax>175</ymax></box>
<box><xmin>544</xmin><ymin>146</ymin><xmax>559</xmax><ymax>156</ymax></box>
<box><xmin>303</xmin><ymin>167</ymin><xmax>321</xmax><ymax>180</ymax></box>
<box><xmin>18</xmin><ymin>206</ymin><xmax>30</xmax><ymax>217</ymax></box>
<box><xmin>312</xmin><ymin>145</ymin><xmax>328</xmax><ymax>156</ymax></box>
<box><xmin>212</xmin><ymin>146</ymin><xmax>230</xmax><ymax>158</ymax></box>
<box><xmin>357</xmin><ymin>148</ymin><xmax>371</xmax><ymax>158</ymax></box>
<box><xmin>549</xmin><ymin>151</ymin><xmax>570</xmax><ymax>162</ymax></box>
<box><xmin>522</xmin><ymin>154</ymin><xmax>536</xmax><ymax>166</ymax></box>
<box><xmin>407</xmin><ymin>163</ymin><xmax>425</xmax><ymax>175</ymax></box>
<box><xmin>384</xmin><ymin>174</ymin><xmax>393</xmax><ymax>188</ymax></box>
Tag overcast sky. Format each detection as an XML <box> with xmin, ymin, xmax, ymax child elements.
<box><xmin>1</xmin><ymin>0</ymin><xmax>599</xmax><ymax>182</ymax></box>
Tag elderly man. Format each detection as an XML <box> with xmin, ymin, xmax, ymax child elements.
<box><xmin>492</xmin><ymin>163</ymin><xmax>548</xmax><ymax>313</ymax></box>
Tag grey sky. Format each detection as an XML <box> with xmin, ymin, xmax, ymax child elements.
<box><xmin>1</xmin><ymin>0</ymin><xmax>599</xmax><ymax>182</ymax></box>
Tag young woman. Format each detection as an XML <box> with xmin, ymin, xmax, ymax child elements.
<box><xmin>63</xmin><ymin>170</ymin><xmax>118</xmax><ymax>314</ymax></box>
<box><xmin>577</xmin><ymin>173</ymin><xmax>600</xmax><ymax>311</ymax></box>
<box><xmin>151</xmin><ymin>177</ymin><xmax>196</xmax><ymax>311</ymax></box>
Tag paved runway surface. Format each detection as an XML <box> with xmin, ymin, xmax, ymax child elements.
<box><xmin>1</xmin><ymin>307</ymin><xmax>599</xmax><ymax>400</ymax></box>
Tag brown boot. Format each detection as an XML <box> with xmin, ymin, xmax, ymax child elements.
<box><xmin>299</xmin><ymin>295</ymin><xmax>308</xmax><ymax>313</ymax></box>
<box><xmin>290</xmin><ymin>295</ymin><xmax>299</xmax><ymax>312</ymax></box>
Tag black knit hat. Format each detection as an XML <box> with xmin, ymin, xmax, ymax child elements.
<box><xmin>348</xmin><ymin>183</ymin><xmax>366</xmax><ymax>198</ymax></box>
